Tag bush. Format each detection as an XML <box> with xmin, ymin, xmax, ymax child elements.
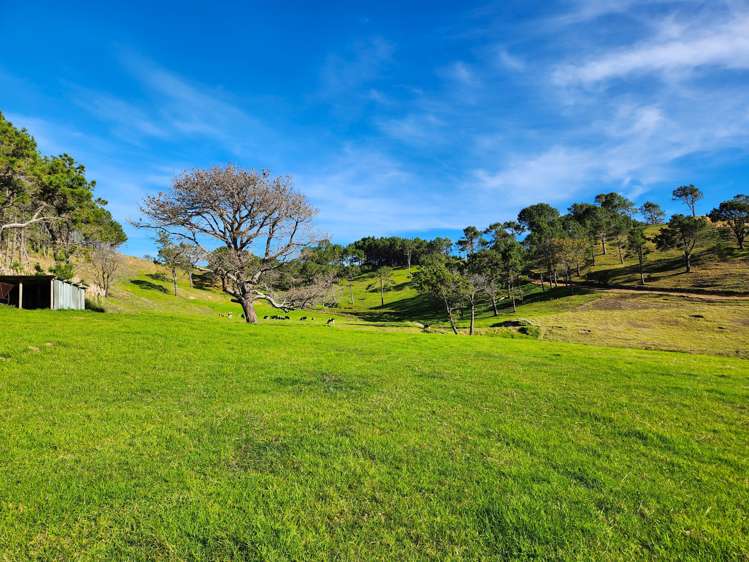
<box><xmin>518</xmin><ymin>325</ymin><xmax>540</xmax><ymax>338</ymax></box>
<box><xmin>85</xmin><ymin>298</ymin><xmax>105</xmax><ymax>313</ymax></box>
<box><xmin>50</xmin><ymin>261</ymin><xmax>75</xmax><ymax>280</ymax></box>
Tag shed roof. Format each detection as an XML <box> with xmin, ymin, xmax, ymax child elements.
<box><xmin>0</xmin><ymin>275</ymin><xmax>88</xmax><ymax>288</ymax></box>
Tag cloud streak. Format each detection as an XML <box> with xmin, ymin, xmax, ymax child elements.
<box><xmin>556</xmin><ymin>13</ymin><xmax>749</xmax><ymax>85</ymax></box>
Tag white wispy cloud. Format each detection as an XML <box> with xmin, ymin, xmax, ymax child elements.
<box><xmin>458</xmin><ymin>1</ymin><xmax>749</xmax><ymax>217</ymax></box>
<box><xmin>68</xmin><ymin>85</ymin><xmax>169</xmax><ymax>142</ymax></box>
<box><xmin>8</xmin><ymin>1</ymin><xmax>749</xmax><ymax>249</ymax></box>
<box><xmin>496</xmin><ymin>48</ymin><xmax>525</xmax><ymax>72</ymax></box>
<box><xmin>319</xmin><ymin>37</ymin><xmax>394</xmax><ymax>97</ymax></box>
<box><xmin>553</xmin><ymin>0</ymin><xmax>662</xmax><ymax>25</ymax></box>
<box><xmin>61</xmin><ymin>51</ymin><xmax>277</xmax><ymax>158</ymax></box>
<box><xmin>376</xmin><ymin>113</ymin><xmax>445</xmax><ymax>145</ymax></box>
<box><xmin>556</xmin><ymin>12</ymin><xmax>749</xmax><ymax>85</ymax></box>
<box><xmin>440</xmin><ymin>61</ymin><xmax>479</xmax><ymax>87</ymax></box>
<box><xmin>473</xmin><ymin>146</ymin><xmax>600</xmax><ymax>204</ymax></box>
<box><xmin>472</xmin><ymin>85</ymin><xmax>749</xmax><ymax>206</ymax></box>
<box><xmin>5</xmin><ymin>112</ymin><xmax>117</xmax><ymax>156</ymax></box>
<box><xmin>296</xmin><ymin>145</ymin><xmax>453</xmax><ymax>238</ymax></box>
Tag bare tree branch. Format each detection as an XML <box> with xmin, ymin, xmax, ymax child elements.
<box><xmin>0</xmin><ymin>204</ymin><xmax>52</xmax><ymax>235</ymax></box>
<box><xmin>138</xmin><ymin>166</ymin><xmax>316</xmax><ymax>323</ymax></box>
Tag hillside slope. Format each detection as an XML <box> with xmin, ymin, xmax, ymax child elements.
<box><xmin>329</xmin><ymin>263</ymin><xmax>749</xmax><ymax>357</ymax></box>
<box><xmin>583</xmin><ymin>224</ymin><xmax>749</xmax><ymax>293</ymax></box>
<box><xmin>79</xmin><ymin>254</ymin><xmax>341</xmax><ymax>324</ymax></box>
<box><xmin>36</xmin><ymin>244</ymin><xmax>749</xmax><ymax>358</ymax></box>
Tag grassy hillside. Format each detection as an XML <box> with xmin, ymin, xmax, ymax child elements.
<box><xmin>323</xmin><ymin>266</ymin><xmax>749</xmax><ymax>357</ymax></box>
<box><xmin>70</xmin><ymin>256</ymin><xmax>749</xmax><ymax>358</ymax></box>
<box><xmin>79</xmin><ymin>255</ymin><xmax>338</xmax><ymax>323</ymax></box>
<box><xmin>1</xmin><ymin>308</ymin><xmax>747</xmax><ymax>560</ymax></box>
<box><xmin>333</xmin><ymin>267</ymin><xmax>434</xmax><ymax>325</ymax></box>
<box><xmin>584</xmin><ymin>224</ymin><xmax>749</xmax><ymax>293</ymax></box>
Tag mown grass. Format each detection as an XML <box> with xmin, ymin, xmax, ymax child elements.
<box><xmin>1</xmin><ymin>307</ymin><xmax>747</xmax><ymax>560</ymax></box>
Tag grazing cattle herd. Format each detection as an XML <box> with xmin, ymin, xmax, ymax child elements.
<box><xmin>218</xmin><ymin>312</ymin><xmax>337</xmax><ymax>325</ymax></box>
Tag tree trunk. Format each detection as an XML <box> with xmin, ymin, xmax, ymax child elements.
<box><xmin>379</xmin><ymin>278</ymin><xmax>384</xmax><ymax>307</ymax></box>
<box><xmin>617</xmin><ymin>241</ymin><xmax>624</xmax><ymax>264</ymax></box>
<box><xmin>639</xmin><ymin>261</ymin><xmax>645</xmax><ymax>285</ymax></box>
<box><xmin>491</xmin><ymin>295</ymin><xmax>498</xmax><ymax>316</ymax></box>
<box><xmin>240</xmin><ymin>298</ymin><xmax>258</xmax><ymax>323</ymax></box>
<box><xmin>171</xmin><ymin>267</ymin><xmax>178</xmax><ymax>296</ymax></box>
<box><xmin>508</xmin><ymin>284</ymin><xmax>516</xmax><ymax>313</ymax></box>
<box><xmin>349</xmin><ymin>284</ymin><xmax>354</xmax><ymax>305</ymax></box>
<box><xmin>539</xmin><ymin>273</ymin><xmax>545</xmax><ymax>292</ymax></box>
<box><xmin>601</xmin><ymin>233</ymin><xmax>607</xmax><ymax>255</ymax></box>
<box><xmin>188</xmin><ymin>271</ymin><xmax>194</xmax><ymax>289</ymax></box>
<box><xmin>469</xmin><ymin>300</ymin><xmax>475</xmax><ymax>336</ymax></box>
<box><xmin>576</xmin><ymin>262</ymin><xmax>581</xmax><ymax>277</ymax></box>
<box><xmin>685</xmin><ymin>252</ymin><xmax>691</xmax><ymax>273</ymax></box>
<box><xmin>444</xmin><ymin>299</ymin><xmax>458</xmax><ymax>335</ymax></box>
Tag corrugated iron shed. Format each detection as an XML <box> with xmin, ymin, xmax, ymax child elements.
<box><xmin>0</xmin><ymin>275</ymin><xmax>86</xmax><ymax>310</ymax></box>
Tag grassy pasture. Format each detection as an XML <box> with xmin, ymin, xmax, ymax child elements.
<box><xmin>329</xmin><ymin>267</ymin><xmax>749</xmax><ymax>357</ymax></box>
<box><xmin>584</xmin><ymin>225</ymin><xmax>749</xmax><ymax>293</ymax></box>
<box><xmin>1</xmin><ymin>308</ymin><xmax>747</xmax><ymax>560</ymax></box>
<box><xmin>467</xmin><ymin>288</ymin><xmax>749</xmax><ymax>358</ymax></box>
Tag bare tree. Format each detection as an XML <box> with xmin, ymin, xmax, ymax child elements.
<box><xmin>182</xmin><ymin>243</ymin><xmax>205</xmax><ymax>289</ymax></box>
<box><xmin>154</xmin><ymin>231</ymin><xmax>190</xmax><ymax>296</ymax></box>
<box><xmin>89</xmin><ymin>244</ymin><xmax>120</xmax><ymax>297</ymax></box>
<box><xmin>376</xmin><ymin>266</ymin><xmax>394</xmax><ymax>307</ymax></box>
<box><xmin>284</xmin><ymin>270</ymin><xmax>338</xmax><ymax>309</ymax></box>
<box><xmin>207</xmin><ymin>247</ymin><xmax>232</xmax><ymax>291</ymax></box>
<box><xmin>465</xmin><ymin>273</ymin><xmax>484</xmax><ymax>336</ymax></box>
<box><xmin>139</xmin><ymin>166</ymin><xmax>316</xmax><ymax>323</ymax></box>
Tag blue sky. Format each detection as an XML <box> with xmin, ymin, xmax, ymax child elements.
<box><xmin>2</xmin><ymin>0</ymin><xmax>748</xmax><ymax>256</ymax></box>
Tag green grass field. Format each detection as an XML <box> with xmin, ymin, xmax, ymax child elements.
<box><xmin>1</xmin><ymin>308</ymin><xmax>748</xmax><ymax>560</ymax></box>
<box><xmin>3</xmin><ymin>246</ymin><xmax>748</xmax><ymax>560</ymax></box>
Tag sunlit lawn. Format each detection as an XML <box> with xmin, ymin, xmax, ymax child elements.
<box><xmin>1</xmin><ymin>308</ymin><xmax>747</xmax><ymax>560</ymax></box>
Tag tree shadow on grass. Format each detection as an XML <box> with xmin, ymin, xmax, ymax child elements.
<box><xmin>507</xmin><ymin>285</ymin><xmax>594</xmax><ymax>308</ymax></box>
<box><xmin>130</xmin><ymin>279</ymin><xmax>168</xmax><ymax>293</ymax></box>
<box><xmin>587</xmin><ymin>255</ymin><xmax>683</xmax><ymax>284</ymax></box>
<box><xmin>584</xmin><ymin>249</ymin><xmax>728</xmax><ymax>286</ymax></box>
<box><xmin>349</xmin><ymin>293</ymin><xmax>445</xmax><ymax>323</ymax></box>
